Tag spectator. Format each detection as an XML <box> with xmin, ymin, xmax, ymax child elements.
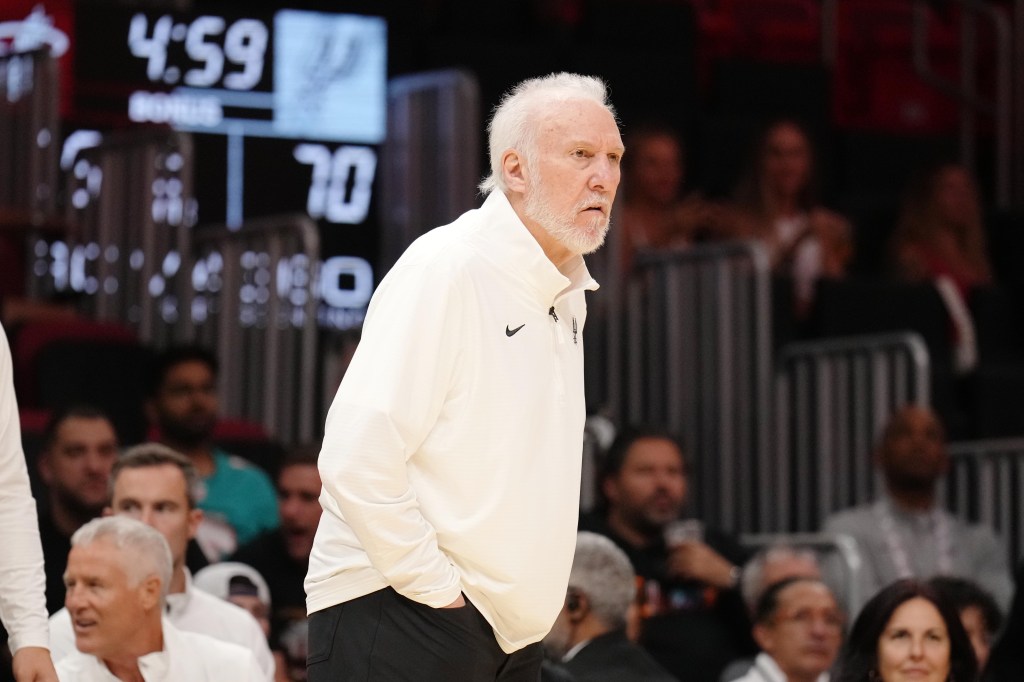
<box><xmin>888</xmin><ymin>162</ymin><xmax>993</xmax><ymax>373</ymax></box>
<box><xmin>47</xmin><ymin>443</ymin><xmax>275</xmax><ymax>681</ymax></box>
<box><xmin>928</xmin><ymin>576</ymin><xmax>1002</xmax><ymax>674</ymax></box>
<box><xmin>822</xmin><ymin>405</ymin><xmax>1013</xmax><ymax>611</ymax></box>
<box><xmin>726</xmin><ymin>118</ymin><xmax>852</xmax><ymax>314</ymax></box>
<box><xmin>57</xmin><ymin>516</ymin><xmax>262</xmax><ymax>681</ymax></box>
<box><xmin>35</xmin><ymin>405</ymin><xmax>118</xmax><ymax>615</ymax></box>
<box><xmin>617</xmin><ymin>123</ymin><xmax>726</xmax><ymax>272</ymax></box>
<box><xmin>543</xmin><ymin>531</ymin><xmax>678</xmax><ymax>681</ymax></box>
<box><xmin>985</xmin><ymin>559</ymin><xmax>1024</xmax><ymax>681</ymax></box>
<box><xmin>580</xmin><ymin>425</ymin><xmax>755</xmax><ymax>682</ymax></box>
<box><xmin>741</xmin><ymin>546</ymin><xmax>824</xmax><ymax>617</ymax></box>
<box><xmin>721</xmin><ymin>546</ymin><xmax>825</xmax><ymax>681</ymax></box>
<box><xmin>0</xmin><ymin>321</ymin><xmax>57</xmax><ymax>681</ymax></box>
<box><xmin>833</xmin><ymin>579</ymin><xmax>976</xmax><ymax>682</ymax></box>
<box><xmin>307</xmin><ymin>72</ymin><xmax>622</xmax><ymax>681</ymax></box>
<box><xmin>733</xmin><ymin>577</ymin><xmax>843</xmax><ymax>682</ymax></box>
<box><xmin>889</xmin><ymin>162</ymin><xmax>992</xmax><ymax>297</ymax></box>
<box><xmin>145</xmin><ymin>345</ymin><xmax>278</xmax><ymax>559</ymax></box>
<box><xmin>231</xmin><ymin>446</ymin><xmax>320</xmax><ymax>656</ymax></box>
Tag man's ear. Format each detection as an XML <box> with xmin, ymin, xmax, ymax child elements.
<box><xmin>567</xmin><ymin>592</ymin><xmax>590</xmax><ymax>624</ymax></box>
<box><xmin>37</xmin><ymin>453</ymin><xmax>53</xmax><ymax>485</ymax></box>
<box><xmin>752</xmin><ymin>622</ymin><xmax>772</xmax><ymax>652</ymax></box>
<box><xmin>187</xmin><ymin>508</ymin><xmax>204</xmax><ymax>540</ymax></box>
<box><xmin>138</xmin><ymin>574</ymin><xmax>163</xmax><ymax>611</ymax></box>
<box><xmin>601</xmin><ymin>477</ymin><xmax>619</xmax><ymax>506</ymax></box>
<box><xmin>502</xmin><ymin>149</ymin><xmax>528</xmax><ymax>193</ymax></box>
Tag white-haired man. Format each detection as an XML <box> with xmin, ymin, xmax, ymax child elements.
<box><xmin>544</xmin><ymin>532</ymin><xmax>677</xmax><ymax>681</ymax></box>
<box><xmin>306</xmin><ymin>72</ymin><xmax>624</xmax><ymax>681</ymax></box>
<box><xmin>48</xmin><ymin>444</ymin><xmax>274</xmax><ymax>680</ymax></box>
<box><xmin>57</xmin><ymin>516</ymin><xmax>263</xmax><ymax>680</ymax></box>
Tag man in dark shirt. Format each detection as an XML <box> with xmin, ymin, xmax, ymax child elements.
<box><xmin>231</xmin><ymin>446</ymin><xmax>320</xmax><ymax>667</ymax></box>
<box><xmin>544</xmin><ymin>531</ymin><xmax>677</xmax><ymax>682</ymax></box>
<box><xmin>579</xmin><ymin>425</ymin><xmax>756</xmax><ymax>682</ymax></box>
<box><xmin>35</xmin><ymin>405</ymin><xmax>118</xmax><ymax>615</ymax></box>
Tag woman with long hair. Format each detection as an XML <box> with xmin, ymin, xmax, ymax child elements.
<box><xmin>729</xmin><ymin>118</ymin><xmax>852</xmax><ymax>315</ymax></box>
<box><xmin>889</xmin><ymin>162</ymin><xmax>992</xmax><ymax>297</ymax></box>
<box><xmin>834</xmin><ymin>579</ymin><xmax>977</xmax><ymax>682</ymax></box>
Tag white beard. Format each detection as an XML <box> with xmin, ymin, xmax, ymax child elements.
<box><xmin>524</xmin><ymin>177</ymin><xmax>610</xmax><ymax>256</ymax></box>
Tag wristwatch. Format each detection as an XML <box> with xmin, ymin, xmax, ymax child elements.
<box><xmin>728</xmin><ymin>565</ymin><xmax>742</xmax><ymax>589</ymax></box>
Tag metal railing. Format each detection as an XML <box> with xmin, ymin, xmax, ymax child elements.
<box><xmin>774</xmin><ymin>332</ymin><xmax>931</xmax><ymax>532</ymax></box>
<box><xmin>946</xmin><ymin>438</ymin><xmax>1024</xmax><ymax>566</ymax></box>
<box><xmin>0</xmin><ymin>47</ymin><xmax>59</xmax><ymax>220</ymax></box>
<box><xmin>740</xmin><ymin>531</ymin><xmax>866</xmax><ymax>615</ymax></box>
<box><xmin>818</xmin><ymin>0</ymin><xmax>1017</xmax><ymax>207</ymax></box>
<box><xmin>379</xmin><ymin>69</ymin><xmax>480</xmax><ymax>274</ymax></box>
<box><xmin>610</xmin><ymin>241</ymin><xmax>773</xmax><ymax>532</ymax></box>
<box><xmin>33</xmin><ymin>129</ymin><xmax>196</xmax><ymax>348</ymax></box>
<box><xmin>185</xmin><ymin>214</ymin><xmax>321</xmax><ymax>445</ymax></box>
<box><xmin>910</xmin><ymin>0</ymin><xmax>1013</xmax><ymax>207</ymax></box>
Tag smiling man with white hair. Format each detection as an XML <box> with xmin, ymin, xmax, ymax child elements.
<box><xmin>56</xmin><ymin>516</ymin><xmax>262</xmax><ymax>681</ymax></box>
<box><xmin>306</xmin><ymin>72</ymin><xmax>624</xmax><ymax>681</ymax></box>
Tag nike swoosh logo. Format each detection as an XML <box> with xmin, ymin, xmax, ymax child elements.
<box><xmin>506</xmin><ymin>324</ymin><xmax>525</xmax><ymax>337</ymax></box>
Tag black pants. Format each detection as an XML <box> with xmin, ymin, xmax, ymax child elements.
<box><xmin>307</xmin><ymin>588</ymin><xmax>543</xmax><ymax>681</ymax></box>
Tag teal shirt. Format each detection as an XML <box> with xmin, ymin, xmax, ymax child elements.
<box><xmin>199</xmin><ymin>449</ymin><xmax>280</xmax><ymax>547</ymax></box>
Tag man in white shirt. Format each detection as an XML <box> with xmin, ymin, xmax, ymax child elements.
<box><xmin>57</xmin><ymin>515</ymin><xmax>262</xmax><ymax>681</ymax></box>
<box><xmin>307</xmin><ymin>72</ymin><xmax>623</xmax><ymax>681</ymax></box>
<box><xmin>0</xmin><ymin>321</ymin><xmax>58</xmax><ymax>681</ymax></box>
<box><xmin>733</xmin><ymin>578</ymin><xmax>842</xmax><ymax>682</ymax></box>
<box><xmin>48</xmin><ymin>444</ymin><xmax>274</xmax><ymax>680</ymax></box>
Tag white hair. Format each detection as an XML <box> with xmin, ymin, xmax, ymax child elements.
<box><xmin>740</xmin><ymin>544</ymin><xmax>821</xmax><ymax>613</ymax></box>
<box><xmin>569</xmin><ymin>531</ymin><xmax>636</xmax><ymax>630</ymax></box>
<box><xmin>478</xmin><ymin>72</ymin><xmax>616</xmax><ymax>196</ymax></box>
<box><xmin>71</xmin><ymin>516</ymin><xmax>174</xmax><ymax>598</ymax></box>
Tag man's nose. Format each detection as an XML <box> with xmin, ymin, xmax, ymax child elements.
<box><xmin>589</xmin><ymin>157</ymin><xmax>619</xmax><ymax>191</ymax></box>
<box><xmin>65</xmin><ymin>584</ymin><xmax>83</xmax><ymax>609</ymax></box>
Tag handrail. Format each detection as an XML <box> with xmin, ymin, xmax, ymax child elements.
<box><xmin>739</xmin><ymin>531</ymin><xmax>865</xmax><ymax>614</ymax></box>
<box><xmin>910</xmin><ymin>0</ymin><xmax>1012</xmax><ymax>208</ymax></box>
<box><xmin>188</xmin><ymin>213</ymin><xmax>320</xmax><ymax>443</ymax></box>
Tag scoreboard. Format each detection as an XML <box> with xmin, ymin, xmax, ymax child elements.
<box><xmin>2</xmin><ymin>2</ymin><xmax>389</xmax><ymax>329</ymax></box>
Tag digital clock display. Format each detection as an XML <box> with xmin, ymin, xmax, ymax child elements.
<box><xmin>76</xmin><ymin>7</ymin><xmax>386</xmax><ymax>143</ymax></box>
<box><xmin>62</xmin><ymin>4</ymin><xmax>389</xmax><ymax>329</ymax></box>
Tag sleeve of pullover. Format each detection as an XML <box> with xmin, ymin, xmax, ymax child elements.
<box><xmin>318</xmin><ymin>260</ymin><xmax>466</xmax><ymax>607</ymax></box>
<box><xmin>0</xmin><ymin>323</ymin><xmax>51</xmax><ymax>652</ymax></box>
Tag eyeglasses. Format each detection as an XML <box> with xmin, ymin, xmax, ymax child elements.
<box><xmin>773</xmin><ymin>608</ymin><xmax>845</xmax><ymax>632</ymax></box>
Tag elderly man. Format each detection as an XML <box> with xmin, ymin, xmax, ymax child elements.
<box><xmin>57</xmin><ymin>516</ymin><xmax>262</xmax><ymax>680</ymax></box>
<box><xmin>733</xmin><ymin>578</ymin><xmax>843</xmax><ymax>682</ymax></box>
<box><xmin>306</xmin><ymin>72</ymin><xmax>623</xmax><ymax>681</ymax></box>
<box><xmin>740</xmin><ymin>546</ymin><xmax>823</xmax><ymax>617</ymax></box>
<box><xmin>544</xmin><ymin>532</ymin><xmax>677</xmax><ymax>681</ymax></box>
<box><xmin>822</xmin><ymin>405</ymin><xmax>1013</xmax><ymax>610</ymax></box>
<box><xmin>48</xmin><ymin>444</ymin><xmax>274</xmax><ymax>680</ymax></box>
